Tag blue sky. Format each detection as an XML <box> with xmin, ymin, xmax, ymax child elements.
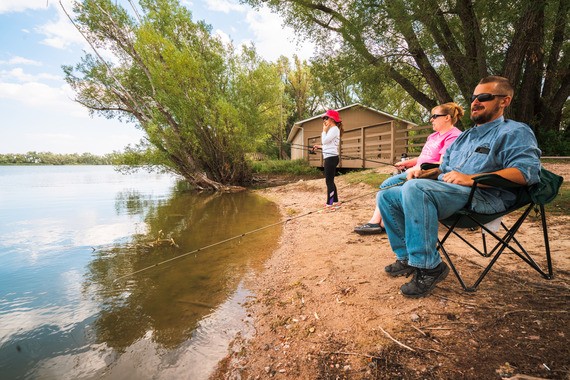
<box><xmin>0</xmin><ymin>0</ymin><xmax>315</xmax><ymax>155</ymax></box>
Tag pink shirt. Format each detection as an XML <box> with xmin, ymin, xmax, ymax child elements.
<box><xmin>416</xmin><ymin>127</ymin><xmax>461</xmax><ymax>167</ymax></box>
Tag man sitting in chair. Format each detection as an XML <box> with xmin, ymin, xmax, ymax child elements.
<box><xmin>378</xmin><ymin>76</ymin><xmax>542</xmax><ymax>298</ymax></box>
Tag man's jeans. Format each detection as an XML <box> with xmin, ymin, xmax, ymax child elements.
<box><xmin>377</xmin><ymin>178</ymin><xmax>505</xmax><ymax>269</ymax></box>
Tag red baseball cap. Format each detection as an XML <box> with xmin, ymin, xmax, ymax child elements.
<box><xmin>322</xmin><ymin>109</ymin><xmax>341</xmax><ymax>122</ymax></box>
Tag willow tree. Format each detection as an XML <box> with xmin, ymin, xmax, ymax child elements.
<box><xmin>62</xmin><ymin>0</ymin><xmax>282</xmax><ymax>189</ymax></box>
<box><xmin>246</xmin><ymin>0</ymin><xmax>569</xmax><ymax>137</ymax></box>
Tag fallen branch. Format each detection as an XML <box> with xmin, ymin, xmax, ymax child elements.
<box><xmin>321</xmin><ymin>350</ymin><xmax>383</xmax><ymax>360</ymax></box>
<box><xmin>411</xmin><ymin>325</ymin><xmax>427</xmax><ymax>337</ymax></box>
<box><xmin>379</xmin><ymin>326</ymin><xmax>415</xmax><ymax>352</ymax></box>
<box><xmin>437</xmin><ymin>296</ymin><xmax>481</xmax><ymax>307</ymax></box>
<box><xmin>414</xmin><ymin>347</ymin><xmax>449</xmax><ymax>355</ymax></box>
<box><xmin>502</xmin><ymin>310</ymin><xmax>569</xmax><ymax>318</ymax></box>
<box><xmin>411</xmin><ymin>325</ymin><xmax>442</xmax><ymax>345</ymax></box>
<box><xmin>420</xmin><ymin>321</ymin><xmax>478</xmax><ymax>329</ymax></box>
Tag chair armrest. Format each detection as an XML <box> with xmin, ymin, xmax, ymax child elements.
<box><xmin>471</xmin><ymin>173</ymin><xmax>525</xmax><ymax>189</ymax></box>
<box><xmin>464</xmin><ymin>174</ymin><xmax>525</xmax><ymax>209</ymax></box>
<box><xmin>420</xmin><ymin>163</ymin><xmax>440</xmax><ymax>171</ymax></box>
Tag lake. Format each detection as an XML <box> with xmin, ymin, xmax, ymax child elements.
<box><xmin>0</xmin><ymin>166</ymin><xmax>281</xmax><ymax>379</ymax></box>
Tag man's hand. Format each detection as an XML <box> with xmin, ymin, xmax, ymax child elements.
<box><xmin>406</xmin><ymin>168</ymin><xmax>420</xmax><ymax>180</ymax></box>
<box><xmin>442</xmin><ymin>171</ymin><xmax>474</xmax><ymax>186</ymax></box>
<box><xmin>410</xmin><ymin>168</ymin><xmax>441</xmax><ymax>180</ymax></box>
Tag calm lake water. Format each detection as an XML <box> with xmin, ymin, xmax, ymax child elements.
<box><xmin>0</xmin><ymin>166</ymin><xmax>281</xmax><ymax>379</ymax></box>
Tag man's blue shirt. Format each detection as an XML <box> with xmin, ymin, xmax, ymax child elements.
<box><xmin>438</xmin><ymin>116</ymin><xmax>542</xmax><ymax>209</ymax></box>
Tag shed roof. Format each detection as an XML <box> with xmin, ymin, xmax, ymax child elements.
<box><xmin>287</xmin><ymin>103</ymin><xmax>417</xmax><ymax>143</ymax></box>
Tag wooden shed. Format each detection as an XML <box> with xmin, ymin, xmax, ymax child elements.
<box><xmin>287</xmin><ymin>103</ymin><xmax>426</xmax><ymax>169</ymax></box>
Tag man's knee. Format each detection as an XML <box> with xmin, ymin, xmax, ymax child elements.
<box><xmin>378</xmin><ymin>186</ymin><xmax>402</xmax><ymax>207</ymax></box>
<box><xmin>401</xmin><ymin>179</ymin><xmax>440</xmax><ymax>197</ymax></box>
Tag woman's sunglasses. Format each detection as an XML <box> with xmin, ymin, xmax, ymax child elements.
<box><xmin>470</xmin><ymin>93</ymin><xmax>508</xmax><ymax>103</ymax></box>
<box><xmin>322</xmin><ymin>116</ymin><xmax>330</xmax><ymax>120</ymax></box>
<box><xmin>430</xmin><ymin>114</ymin><xmax>446</xmax><ymax>120</ymax></box>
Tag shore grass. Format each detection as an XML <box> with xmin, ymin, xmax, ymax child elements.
<box><xmin>341</xmin><ymin>169</ymin><xmax>391</xmax><ymax>188</ymax></box>
<box><xmin>250</xmin><ymin>159</ymin><xmax>321</xmax><ymax>176</ymax></box>
<box><xmin>544</xmin><ymin>182</ymin><xmax>570</xmax><ymax>216</ymax></box>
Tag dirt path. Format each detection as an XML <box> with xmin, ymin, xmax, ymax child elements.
<box><xmin>215</xmin><ymin>163</ymin><xmax>570</xmax><ymax>379</ymax></box>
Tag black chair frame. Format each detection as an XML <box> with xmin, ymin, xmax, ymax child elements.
<box><xmin>434</xmin><ymin>169</ymin><xmax>561</xmax><ymax>292</ymax></box>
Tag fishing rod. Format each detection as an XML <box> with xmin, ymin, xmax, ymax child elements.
<box><xmin>112</xmin><ymin>179</ymin><xmax>408</xmax><ymax>284</ymax></box>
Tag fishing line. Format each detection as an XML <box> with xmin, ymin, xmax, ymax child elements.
<box><xmin>286</xmin><ymin>141</ymin><xmax>397</xmax><ymax>167</ymax></box>
<box><xmin>252</xmin><ymin>138</ymin><xmax>398</xmax><ymax>167</ymax></box>
<box><xmin>112</xmin><ymin>179</ymin><xmax>407</xmax><ymax>284</ymax></box>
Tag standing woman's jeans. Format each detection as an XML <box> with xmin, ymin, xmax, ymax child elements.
<box><xmin>324</xmin><ymin>156</ymin><xmax>339</xmax><ymax>205</ymax></box>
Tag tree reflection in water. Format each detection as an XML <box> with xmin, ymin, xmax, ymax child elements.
<box><xmin>85</xmin><ymin>185</ymin><xmax>281</xmax><ymax>351</ymax></box>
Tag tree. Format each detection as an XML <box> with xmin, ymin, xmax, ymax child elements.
<box><xmin>245</xmin><ymin>0</ymin><xmax>569</xmax><ymax>137</ymax></box>
<box><xmin>260</xmin><ymin>55</ymin><xmax>325</xmax><ymax>159</ymax></box>
<box><xmin>62</xmin><ymin>0</ymin><xmax>282</xmax><ymax>189</ymax></box>
<box><xmin>310</xmin><ymin>54</ymin><xmax>357</xmax><ymax>109</ymax></box>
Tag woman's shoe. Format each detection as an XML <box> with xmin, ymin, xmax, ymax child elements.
<box><xmin>353</xmin><ymin>222</ymin><xmax>385</xmax><ymax>235</ymax></box>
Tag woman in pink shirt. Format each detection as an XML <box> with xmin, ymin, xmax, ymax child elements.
<box><xmin>354</xmin><ymin>102</ymin><xmax>464</xmax><ymax>235</ymax></box>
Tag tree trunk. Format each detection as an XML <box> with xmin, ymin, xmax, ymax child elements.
<box><xmin>515</xmin><ymin>4</ymin><xmax>545</xmax><ymax>130</ymax></box>
<box><xmin>502</xmin><ymin>1</ymin><xmax>546</xmax><ymax>120</ymax></box>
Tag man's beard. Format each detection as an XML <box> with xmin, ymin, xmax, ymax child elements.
<box><xmin>471</xmin><ymin>102</ymin><xmax>501</xmax><ymax>125</ymax></box>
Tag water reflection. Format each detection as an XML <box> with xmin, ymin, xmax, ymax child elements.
<box><xmin>87</xmin><ymin>190</ymin><xmax>280</xmax><ymax>352</ymax></box>
<box><xmin>0</xmin><ymin>167</ymin><xmax>281</xmax><ymax>379</ymax></box>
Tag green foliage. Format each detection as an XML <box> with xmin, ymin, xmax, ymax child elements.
<box><xmin>0</xmin><ymin>152</ymin><xmax>112</xmax><ymax>165</ymax></box>
<box><xmin>252</xmin><ymin>138</ymin><xmax>290</xmax><ymax>160</ymax></box>
<box><xmin>245</xmin><ymin>0</ymin><xmax>570</xmax><ymax>134</ymax></box>
<box><xmin>64</xmin><ymin>0</ymin><xmax>282</xmax><ymax>189</ymax></box>
<box><xmin>250</xmin><ymin>159</ymin><xmax>321</xmax><ymax>176</ymax></box>
<box><xmin>536</xmin><ymin>129</ymin><xmax>570</xmax><ymax>156</ymax></box>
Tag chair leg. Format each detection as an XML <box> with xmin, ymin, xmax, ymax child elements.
<box><xmin>540</xmin><ymin>205</ymin><xmax>554</xmax><ymax>279</ymax></box>
<box><xmin>470</xmin><ymin>205</ymin><xmax>534</xmax><ymax>289</ymax></box>
<box><xmin>438</xmin><ymin>216</ymin><xmax>476</xmax><ymax>292</ymax></box>
<box><xmin>489</xmin><ymin>206</ymin><xmax>553</xmax><ymax>279</ymax></box>
<box><xmin>439</xmin><ymin>203</ymin><xmax>554</xmax><ymax>292</ymax></box>
<box><xmin>438</xmin><ymin>239</ymin><xmax>477</xmax><ymax>292</ymax></box>
<box><xmin>443</xmin><ymin>222</ymin><xmax>488</xmax><ymax>257</ymax></box>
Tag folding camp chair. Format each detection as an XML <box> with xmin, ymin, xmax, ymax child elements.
<box><xmin>435</xmin><ymin>166</ymin><xmax>564</xmax><ymax>292</ymax></box>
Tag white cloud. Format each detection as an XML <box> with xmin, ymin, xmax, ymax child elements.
<box><xmin>204</xmin><ymin>0</ymin><xmax>245</xmax><ymax>13</ymax></box>
<box><xmin>0</xmin><ymin>80</ymin><xmax>88</xmax><ymax>118</ymax></box>
<box><xmin>0</xmin><ymin>56</ymin><xmax>43</xmax><ymax>66</ymax></box>
<box><xmin>36</xmin><ymin>7</ymin><xmax>86</xmax><ymax>50</ymax></box>
<box><xmin>244</xmin><ymin>7</ymin><xmax>315</xmax><ymax>62</ymax></box>
<box><xmin>0</xmin><ymin>0</ymin><xmax>52</xmax><ymax>14</ymax></box>
<box><xmin>0</xmin><ymin>68</ymin><xmax>60</xmax><ymax>82</ymax></box>
<box><xmin>214</xmin><ymin>29</ymin><xmax>232</xmax><ymax>45</ymax></box>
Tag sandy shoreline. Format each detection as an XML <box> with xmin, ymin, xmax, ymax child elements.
<box><xmin>214</xmin><ymin>163</ymin><xmax>570</xmax><ymax>379</ymax></box>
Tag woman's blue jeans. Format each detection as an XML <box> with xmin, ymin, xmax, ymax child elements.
<box><xmin>377</xmin><ymin>178</ymin><xmax>505</xmax><ymax>269</ymax></box>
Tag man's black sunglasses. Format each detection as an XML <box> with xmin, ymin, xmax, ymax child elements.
<box><xmin>430</xmin><ymin>114</ymin><xmax>446</xmax><ymax>120</ymax></box>
<box><xmin>471</xmin><ymin>93</ymin><xmax>508</xmax><ymax>103</ymax></box>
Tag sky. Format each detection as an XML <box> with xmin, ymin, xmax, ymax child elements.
<box><xmin>0</xmin><ymin>0</ymin><xmax>315</xmax><ymax>155</ymax></box>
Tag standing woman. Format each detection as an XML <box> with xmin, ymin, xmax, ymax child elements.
<box><xmin>313</xmin><ymin>109</ymin><xmax>344</xmax><ymax>210</ymax></box>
